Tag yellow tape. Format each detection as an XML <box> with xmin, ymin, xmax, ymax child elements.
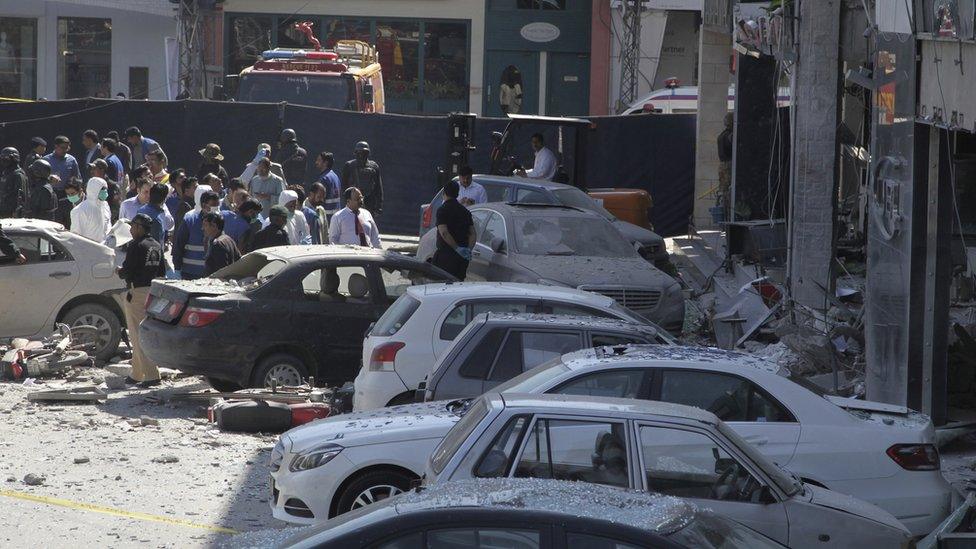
<box><xmin>0</xmin><ymin>489</ymin><xmax>238</xmax><ymax>534</ymax></box>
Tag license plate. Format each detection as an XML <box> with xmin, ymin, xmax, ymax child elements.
<box><xmin>148</xmin><ymin>297</ymin><xmax>169</xmax><ymax>315</ymax></box>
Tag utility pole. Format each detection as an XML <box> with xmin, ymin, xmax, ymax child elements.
<box><xmin>617</xmin><ymin>0</ymin><xmax>643</xmax><ymax>113</ymax></box>
<box><xmin>176</xmin><ymin>0</ymin><xmax>206</xmax><ymax>99</ymax></box>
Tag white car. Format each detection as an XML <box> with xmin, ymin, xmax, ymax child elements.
<box><xmin>0</xmin><ymin>219</ymin><xmax>126</xmax><ymax>361</ymax></box>
<box><xmin>424</xmin><ymin>393</ymin><xmax>913</xmax><ymax>548</ymax></box>
<box><xmin>272</xmin><ymin>345</ymin><xmax>953</xmax><ymax>534</ymax></box>
<box><xmin>353</xmin><ymin>282</ymin><xmax>675</xmax><ymax>411</ymax></box>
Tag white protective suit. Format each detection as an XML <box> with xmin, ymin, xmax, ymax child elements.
<box><xmin>69</xmin><ymin>177</ymin><xmax>111</xmax><ymax>243</ymax></box>
<box><xmin>268</xmin><ymin>190</ymin><xmax>311</xmax><ymax>245</ymax></box>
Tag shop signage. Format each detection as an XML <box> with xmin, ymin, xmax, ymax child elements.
<box><xmin>520</xmin><ymin>22</ymin><xmax>560</xmax><ymax>43</ymax></box>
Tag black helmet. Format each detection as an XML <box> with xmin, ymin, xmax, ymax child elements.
<box><xmin>29</xmin><ymin>158</ymin><xmax>52</xmax><ymax>179</ymax></box>
<box><xmin>280</xmin><ymin>128</ymin><xmax>296</xmax><ymax>142</ymax></box>
<box><xmin>0</xmin><ymin>147</ymin><xmax>19</xmax><ymax>164</ymax></box>
<box><xmin>354</xmin><ymin>141</ymin><xmax>370</xmax><ymax>153</ymax></box>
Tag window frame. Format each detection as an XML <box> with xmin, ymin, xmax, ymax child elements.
<box><xmin>437</xmin><ymin>298</ymin><xmax>541</xmax><ymax>341</ymax></box>
<box><xmin>587</xmin><ymin>331</ymin><xmax>654</xmax><ymax>348</ymax></box>
<box><xmin>294</xmin><ymin>260</ymin><xmax>383</xmax><ymax>304</ymax></box>
<box><xmin>4</xmin><ymin>232</ymin><xmax>73</xmax><ymax>265</ymax></box>
<box><xmin>485</xmin><ymin>329</ymin><xmax>584</xmax><ymax>381</ymax></box>
<box><xmin>649</xmin><ymin>368</ymin><xmax>798</xmax><ymax>424</ymax></box>
<box><xmin>548</xmin><ymin>368</ymin><xmax>653</xmax><ymax>401</ymax></box>
<box><xmin>476</xmin><ymin>209</ymin><xmax>508</xmax><ymax>249</ymax></box>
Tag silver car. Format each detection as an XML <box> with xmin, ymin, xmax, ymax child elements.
<box><xmin>418</xmin><ymin>203</ymin><xmax>684</xmax><ymax>333</ymax></box>
<box><xmin>425</xmin><ymin>393</ymin><xmax>914</xmax><ymax>549</ymax></box>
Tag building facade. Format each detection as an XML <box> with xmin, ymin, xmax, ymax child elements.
<box><xmin>0</xmin><ymin>0</ymin><xmax>177</xmax><ymax>100</ymax></box>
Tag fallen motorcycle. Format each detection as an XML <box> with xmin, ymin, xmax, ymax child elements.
<box><xmin>1</xmin><ymin>324</ymin><xmax>94</xmax><ymax>381</ymax></box>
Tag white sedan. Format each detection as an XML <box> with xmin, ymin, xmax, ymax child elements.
<box><xmin>270</xmin><ymin>345</ymin><xmax>953</xmax><ymax>536</ymax></box>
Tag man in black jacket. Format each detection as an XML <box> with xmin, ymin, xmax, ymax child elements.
<box><xmin>274</xmin><ymin>129</ymin><xmax>307</xmax><ymax>188</ymax></box>
<box><xmin>24</xmin><ymin>159</ymin><xmax>58</xmax><ymax>221</ymax></box>
<box><xmin>117</xmin><ymin>213</ymin><xmax>164</xmax><ymax>387</ymax></box>
<box><xmin>248</xmin><ymin>205</ymin><xmax>290</xmax><ymax>252</ymax></box>
<box><xmin>341</xmin><ymin>140</ymin><xmax>383</xmax><ymax>215</ymax></box>
<box><xmin>201</xmin><ymin>211</ymin><xmax>241</xmax><ymax>276</ymax></box>
<box><xmin>0</xmin><ymin>224</ymin><xmax>26</xmax><ymax>264</ymax></box>
<box><xmin>0</xmin><ymin>147</ymin><xmax>27</xmax><ymax>218</ymax></box>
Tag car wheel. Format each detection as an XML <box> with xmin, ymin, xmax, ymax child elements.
<box><xmin>206</xmin><ymin>377</ymin><xmax>244</xmax><ymax>393</ymax></box>
<box><xmin>61</xmin><ymin>303</ymin><xmax>122</xmax><ymax>362</ymax></box>
<box><xmin>252</xmin><ymin>353</ymin><xmax>309</xmax><ymax>388</ymax></box>
<box><xmin>335</xmin><ymin>470</ymin><xmax>415</xmax><ymax>516</ymax></box>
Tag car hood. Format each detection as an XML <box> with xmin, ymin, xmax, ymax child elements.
<box><xmin>283</xmin><ymin>401</ymin><xmax>462</xmax><ymax>452</ymax></box>
<box><xmin>805</xmin><ymin>485</ymin><xmax>909</xmax><ymax>534</ymax></box>
<box><xmin>612</xmin><ymin>220</ymin><xmax>663</xmax><ymax>247</ymax></box>
<box><xmin>516</xmin><ymin>255</ymin><xmax>675</xmax><ymax>288</ymax></box>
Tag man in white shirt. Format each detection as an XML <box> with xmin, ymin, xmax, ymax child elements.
<box><xmin>457</xmin><ymin>166</ymin><xmax>487</xmax><ymax>207</ymax></box>
<box><xmin>517</xmin><ymin>133</ymin><xmax>557</xmax><ymax>181</ymax></box>
<box><xmin>329</xmin><ymin>187</ymin><xmax>382</xmax><ymax>248</ymax></box>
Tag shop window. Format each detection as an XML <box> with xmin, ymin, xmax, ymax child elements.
<box><xmin>227</xmin><ymin>16</ymin><xmax>272</xmax><ymax>76</ymax></box>
<box><xmin>129</xmin><ymin>67</ymin><xmax>148</xmax><ymax>100</ymax></box>
<box><xmin>58</xmin><ymin>18</ymin><xmax>111</xmax><ymax>99</ymax></box>
<box><xmin>324</xmin><ymin>19</ymin><xmax>373</xmax><ymax>48</ymax></box>
<box><xmin>518</xmin><ymin>0</ymin><xmax>566</xmax><ymax>9</ymax></box>
<box><xmin>0</xmin><ymin>17</ymin><xmax>37</xmax><ymax>100</ymax></box>
<box><xmin>376</xmin><ymin>21</ymin><xmax>420</xmax><ymax>103</ymax></box>
<box><xmin>423</xmin><ymin>22</ymin><xmax>468</xmax><ymax>110</ymax></box>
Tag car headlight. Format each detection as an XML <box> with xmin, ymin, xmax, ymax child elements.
<box><xmin>289</xmin><ymin>444</ymin><xmax>343</xmax><ymax>472</ymax></box>
<box><xmin>537</xmin><ymin>278</ymin><xmax>571</xmax><ymax>287</ymax></box>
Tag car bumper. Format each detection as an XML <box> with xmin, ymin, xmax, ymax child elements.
<box><xmin>269</xmin><ymin>450</ymin><xmax>351</xmax><ymax>524</ymax></box>
<box><xmin>828</xmin><ymin>471</ymin><xmax>954</xmax><ymax>536</ymax></box>
<box><xmin>139</xmin><ymin>319</ymin><xmax>256</xmax><ymax>385</ymax></box>
<box><xmin>352</xmin><ymin>369</ymin><xmax>408</xmax><ymax>412</ymax></box>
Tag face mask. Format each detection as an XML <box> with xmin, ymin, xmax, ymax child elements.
<box><xmin>97</xmin><ymin>189</ymin><xmax>109</xmax><ymax>201</ymax></box>
<box><xmin>287</xmin><ymin>211</ymin><xmax>295</xmax><ymax>220</ymax></box>
<box><xmin>67</xmin><ymin>194</ymin><xmax>81</xmax><ymax>204</ymax></box>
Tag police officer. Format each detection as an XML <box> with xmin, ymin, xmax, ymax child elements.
<box><xmin>117</xmin><ymin>213</ymin><xmax>164</xmax><ymax>387</ymax></box>
<box><xmin>0</xmin><ymin>147</ymin><xmax>27</xmax><ymax>218</ymax></box>
<box><xmin>274</xmin><ymin>128</ymin><xmax>307</xmax><ymax>188</ymax></box>
<box><xmin>24</xmin><ymin>159</ymin><xmax>58</xmax><ymax>221</ymax></box>
<box><xmin>341</xmin><ymin>141</ymin><xmax>383</xmax><ymax>215</ymax></box>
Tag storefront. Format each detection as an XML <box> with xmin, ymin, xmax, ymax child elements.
<box><xmin>0</xmin><ymin>1</ymin><xmax>176</xmax><ymax>101</ymax></box>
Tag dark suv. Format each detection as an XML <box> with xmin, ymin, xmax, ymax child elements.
<box><xmin>139</xmin><ymin>245</ymin><xmax>454</xmax><ymax>390</ymax></box>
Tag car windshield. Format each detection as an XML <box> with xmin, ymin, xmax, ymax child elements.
<box><xmin>210</xmin><ymin>252</ymin><xmax>287</xmax><ymax>291</ymax></box>
<box><xmin>551</xmin><ymin>188</ymin><xmax>615</xmax><ymax>221</ymax></box>
<box><xmin>238</xmin><ymin>74</ymin><xmax>352</xmax><ymax>110</ymax></box>
<box><xmin>493</xmin><ymin>357</ymin><xmax>570</xmax><ymax>394</ymax></box>
<box><xmin>716</xmin><ymin>422</ymin><xmax>801</xmax><ymax>496</ymax></box>
<box><xmin>513</xmin><ymin>216</ymin><xmax>637</xmax><ymax>258</ymax></box>
<box><xmin>430</xmin><ymin>397</ymin><xmax>490</xmax><ymax>475</ymax></box>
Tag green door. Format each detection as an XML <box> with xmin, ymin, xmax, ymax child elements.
<box><xmin>484</xmin><ymin>50</ymin><xmax>539</xmax><ymax>117</ymax></box>
<box><xmin>546</xmin><ymin>52</ymin><xmax>589</xmax><ymax>116</ymax></box>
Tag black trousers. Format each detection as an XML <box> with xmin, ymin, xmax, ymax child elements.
<box><xmin>432</xmin><ymin>248</ymin><xmax>469</xmax><ymax>281</ymax></box>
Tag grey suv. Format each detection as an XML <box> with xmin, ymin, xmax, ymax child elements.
<box><xmin>420</xmin><ymin>313</ymin><xmax>666</xmax><ymax>402</ymax></box>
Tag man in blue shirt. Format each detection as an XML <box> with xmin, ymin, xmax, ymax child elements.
<box><xmin>137</xmin><ymin>183</ymin><xmax>171</xmax><ymax>245</ymax></box>
<box><xmin>313</xmin><ymin>151</ymin><xmax>341</xmax><ymax>218</ymax></box>
<box><xmin>43</xmin><ymin>135</ymin><xmax>80</xmax><ymax>193</ymax></box>
<box><xmin>124</xmin><ymin>126</ymin><xmax>162</xmax><ymax>171</ymax></box>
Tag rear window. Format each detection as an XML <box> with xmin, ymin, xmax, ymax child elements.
<box><xmin>372</xmin><ymin>295</ymin><xmax>421</xmax><ymax>337</ymax></box>
<box><xmin>431</xmin><ymin>397</ymin><xmax>490</xmax><ymax>474</ymax></box>
<box><xmin>210</xmin><ymin>253</ymin><xmax>286</xmax><ymax>291</ymax></box>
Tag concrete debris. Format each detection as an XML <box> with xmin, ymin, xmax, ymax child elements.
<box><xmin>73</xmin><ymin>457</ymin><xmax>90</xmax><ymax>464</ymax></box>
<box><xmin>151</xmin><ymin>455</ymin><xmax>180</xmax><ymax>464</ymax></box>
<box><xmin>139</xmin><ymin>415</ymin><xmax>159</xmax><ymax>427</ymax></box>
<box><xmin>103</xmin><ymin>375</ymin><xmax>127</xmax><ymax>390</ymax></box>
<box><xmin>23</xmin><ymin>473</ymin><xmax>45</xmax><ymax>486</ymax></box>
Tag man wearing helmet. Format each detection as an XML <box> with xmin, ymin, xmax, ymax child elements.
<box><xmin>24</xmin><ymin>158</ymin><xmax>58</xmax><ymax>221</ymax></box>
<box><xmin>274</xmin><ymin>128</ymin><xmax>307</xmax><ymax>188</ymax></box>
<box><xmin>0</xmin><ymin>146</ymin><xmax>26</xmax><ymax>218</ymax></box>
<box><xmin>341</xmin><ymin>140</ymin><xmax>383</xmax><ymax>215</ymax></box>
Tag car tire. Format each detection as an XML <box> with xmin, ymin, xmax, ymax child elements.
<box><xmin>206</xmin><ymin>377</ymin><xmax>244</xmax><ymax>393</ymax></box>
<box><xmin>335</xmin><ymin>470</ymin><xmax>415</xmax><ymax>516</ymax></box>
<box><xmin>252</xmin><ymin>353</ymin><xmax>309</xmax><ymax>388</ymax></box>
<box><xmin>61</xmin><ymin>303</ymin><xmax>122</xmax><ymax>363</ymax></box>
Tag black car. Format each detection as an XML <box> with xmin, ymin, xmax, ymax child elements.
<box><xmin>139</xmin><ymin>245</ymin><xmax>455</xmax><ymax>390</ymax></box>
<box><xmin>268</xmin><ymin>478</ymin><xmax>785</xmax><ymax>549</ymax></box>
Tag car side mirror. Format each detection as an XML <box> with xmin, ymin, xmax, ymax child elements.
<box><xmin>363</xmin><ymin>84</ymin><xmax>374</xmax><ymax>105</ymax></box>
<box><xmin>490</xmin><ymin>237</ymin><xmax>506</xmax><ymax>254</ymax></box>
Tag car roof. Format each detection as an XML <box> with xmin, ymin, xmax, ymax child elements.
<box><xmin>1</xmin><ymin>219</ymin><xmax>65</xmax><ymax>232</ymax></box>
<box><xmin>469</xmin><ymin>174</ymin><xmax>584</xmax><ymax>192</ymax></box>
<box><xmin>474</xmin><ymin>202</ymin><xmax>600</xmax><ymax>218</ymax></box>
<box><xmin>477</xmin><ymin>312</ymin><xmax>657</xmax><ymax>335</ymax></box>
<box><xmin>257</xmin><ymin>244</ymin><xmax>409</xmax><ymax>261</ymax></box>
<box><xmin>406</xmin><ymin>282</ymin><xmax>616</xmax><ymax>306</ymax></box>
<box><xmin>495</xmin><ymin>391</ymin><xmax>719</xmax><ymax>425</ymax></box>
<box><xmin>560</xmin><ymin>344</ymin><xmax>782</xmax><ymax>375</ymax></box>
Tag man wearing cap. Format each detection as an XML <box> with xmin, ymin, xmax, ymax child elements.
<box><xmin>274</xmin><ymin>129</ymin><xmax>307</xmax><ymax>188</ymax></box>
<box><xmin>249</xmin><ymin>204</ymin><xmax>291</xmax><ymax>252</ymax></box>
<box><xmin>0</xmin><ymin>147</ymin><xmax>26</xmax><ymax>218</ymax></box>
<box><xmin>329</xmin><ymin>187</ymin><xmax>381</xmax><ymax>248</ymax></box>
<box><xmin>124</xmin><ymin>127</ymin><xmax>162</xmax><ymax>171</ymax></box>
<box><xmin>24</xmin><ymin>137</ymin><xmax>47</xmax><ymax>171</ymax></box>
<box><xmin>24</xmin><ymin>159</ymin><xmax>58</xmax><ymax>221</ymax></box>
<box><xmin>197</xmin><ymin>143</ymin><xmax>229</xmax><ymax>191</ymax></box>
<box><xmin>341</xmin><ymin>141</ymin><xmax>383</xmax><ymax>215</ymax></box>
<box><xmin>117</xmin><ymin>213</ymin><xmax>164</xmax><ymax>387</ymax></box>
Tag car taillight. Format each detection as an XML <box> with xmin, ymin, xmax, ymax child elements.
<box><xmin>886</xmin><ymin>444</ymin><xmax>940</xmax><ymax>471</ymax></box>
<box><xmin>422</xmin><ymin>204</ymin><xmax>433</xmax><ymax>229</ymax></box>
<box><xmin>369</xmin><ymin>342</ymin><xmax>405</xmax><ymax>371</ymax></box>
<box><xmin>178</xmin><ymin>307</ymin><xmax>224</xmax><ymax>328</ymax></box>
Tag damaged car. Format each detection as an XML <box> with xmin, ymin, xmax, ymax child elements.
<box><xmin>139</xmin><ymin>245</ymin><xmax>455</xmax><ymax>390</ymax></box>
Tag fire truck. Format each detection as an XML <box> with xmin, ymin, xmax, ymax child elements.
<box><xmin>234</xmin><ymin>23</ymin><xmax>384</xmax><ymax>112</ymax></box>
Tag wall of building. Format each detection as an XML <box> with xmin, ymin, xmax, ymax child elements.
<box><xmin>0</xmin><ymin>0</ymin><xmax>176</xmax><ymax>100</ymax></box>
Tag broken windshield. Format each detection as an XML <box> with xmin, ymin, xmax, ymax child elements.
<box><xmin>513</xmin><ymin>216</ymin><xmax>637</xmax><ymax>258</ymax></box>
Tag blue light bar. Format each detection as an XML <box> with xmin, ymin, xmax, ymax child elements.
<box><xmin>261</xmin><ymin>49</ymin><xmax>309</xmax><ymax>60</ymax></box>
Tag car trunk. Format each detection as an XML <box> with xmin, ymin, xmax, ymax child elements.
<box><xmin>145</xmin><ymin>279</ymin><xmax>243</xmax><ymax>324</ymax></box>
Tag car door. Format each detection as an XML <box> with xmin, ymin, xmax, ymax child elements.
<box><xmin>652</xmin><ymin>369</ymin><xmax>801</xmax><ymax>468</ymax></box>
<box><xmin>469</xmin><ymin>211</ymin><xmax>507</xmax><ymax>281</ymax></box>
<box><xmin>633</xmin><ymin>422</ymin><xmax>790</xmax><ymax>545</ymax></box>
<box><xmin>481</xmin><ymin>329</ymin><xmax>584</xmax><ymax>392</ymax></box>
<box><xmin>0</xmin><ymin>232</ymin><xmax>80</xmax><ymax>338</ymax></box>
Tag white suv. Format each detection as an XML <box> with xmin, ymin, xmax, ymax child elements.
<box><xmin>353</xmin><ymin>282</ymin><xmax>674</xmax><ymax>411</ymax></box>
<box><xmin>0</xmin><ymin>219</ymin><xmax>126</xmax><ymax>361</ymax></box>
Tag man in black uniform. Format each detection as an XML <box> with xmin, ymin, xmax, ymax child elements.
<box><xmin>0</xmin><ymin>147</ymin><xmax>27</xmax><ymax>218</ymax></box>
<box><xmin>274</xmin><ymin>129</ymin><xmax>307</xmax><ymax>188</ymax></box>
<box><xmin>23</xmin><ymin>137</ymin><xmax>46</xmax><ymax>171</ymax></box>
<box><xmin>24</xmin><ymin>159</ymin><xmax>58</xmax><ymax>221</ymax></box>
<box><xmin>117</xmin><ymin>213</ymin><xmax>164</xmax><ymax>387</ymax></box>
<box><xmin>248</xmin><ymin>204</ymin><xmax>290</xmax><ymax>252</ymax></box>
<box><xmin>431</xmin><ymin>179</ymin><xmax>475</xmax><ymax>280</ymax></box>
<box><xmin>0</xmin><ymin>223</ymin><xmax>26</xmax><ymax>264</ymax></box>
<box><xmin>341</xmin><ymin>141</ymin><xmax>383</xmax><ymax>215</ymax></box>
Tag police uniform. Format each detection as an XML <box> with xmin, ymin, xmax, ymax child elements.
<box><xmin>118</xmin><ymin>218</ymin><xmax>164</xmax><ymax>383</ymax></box>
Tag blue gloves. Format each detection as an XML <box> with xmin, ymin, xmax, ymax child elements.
<box><xmin>166</xmin><ymin>269</ymin><xmax>182</xmax><ymax>280</ymax></box>
<box><xmin>455</xmin><ymin>246</ymin><xmax>472</xmax><ymax>261</ymax></box>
